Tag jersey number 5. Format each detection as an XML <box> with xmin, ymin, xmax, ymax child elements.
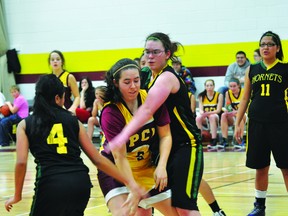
<box><xmin>47</xmin><ymin>123</ymin><xmax>68</xmax><ymax>154</ymax></box>
<box><xmin>260</xmin><ymin>84</ymin><xmax>270</xmax><ymax>96</ymax></box>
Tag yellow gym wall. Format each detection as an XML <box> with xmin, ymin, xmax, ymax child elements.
<box><xmin>18</xmin><ymin>40</ymin><xmax>288</xmax><ymax>75</ymax></box>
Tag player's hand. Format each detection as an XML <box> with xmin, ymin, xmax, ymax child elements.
<box><xmin>234</xmin><ymin>125</ymin><xmax>242</xmax><ymax>144</ymax></box>
<box><xmin>154</xmin><ymin>166</ymin><xmax>168</xmax><ymax>191</ymax></box>
<box><xmin>5</xmin><ymin>196</ymin><xmax>21</xmax><ymax>212</ymax></box>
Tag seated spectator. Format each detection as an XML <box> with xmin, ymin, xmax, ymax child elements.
<box><xmin>172</xmin><ymin>57</ymin><xmax>197</xmax><ymax>94</ymax></box>
<box><xmin>253</xmin><ymin>48</ymin><xmax>262</xmax><ymax>63</ymax></box>
<box><xmin>219</xmin><ymin>78</ymin><xmax>246</xmax><ymax>149</ymax></box>
<box><xmin>76</xmin><ymin>76</ymin><xmax>95</xmax><ymax>123</ymax></box>
<box><xmin>0</xmin><ymin>85</ymin><xmax>29</xmax><ymax>146</ymax></box>
<box><xmin>87</xmin><ymin>86</ymin><xmax>106</xmax><ymax>140</ymax></box>
<box><xmin>218</xmin><ymin>51</ymin><xmax>250</xmax><ymax>105</ymax></box>
<box><xmin>196</xmin><ymin>79</ymin><xmax>223</xmax><ymax>149</ymax></box>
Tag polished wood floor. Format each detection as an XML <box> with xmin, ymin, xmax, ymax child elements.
<box><xmin>0</xmin><ymin>145</ymin><xmax>287</xmax><ymax>216</ymax></box>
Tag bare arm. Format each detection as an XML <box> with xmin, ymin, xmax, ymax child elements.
<box><xmin>5</xmin><ymin>120</ymin><xmax>29</xmax><ymax>212</ymax></box>
<box><xmin>198</xmin><ymin>97</ymin><xmax>204</xmax><ymax>115</ymax></box>
<box><xmin>215</xmin><ymin>93</ymin><xmax>224</xmax><ymax>114</ymax></box>
<box><xmin>79</xmin><ymin>88</ymin><xmax>87</xmax><ymax>109</ymax></box>
<box><xmin>78</xmin><ymin>122</ymin><xmax>144</xmax><ymax>212</ymax></box>
<box><xmin>154</xmin><ymin>124</ymin><xmax>172</xmax><ymax>191</ymax></box>
<box><xmin>234</xmin><ymin>67</ymin><xmax>251</xmax><ymax>142</ymax></box>
<box><xmin>5</xmin><ymin>101</ymin><xmax>18</xmax><ymax>114</ymax></box>
<box><xmin>91</xmin><ymin>99</ymin><xmax>100</xmax><ymax>117</ymax></box>
<box><xmin>190</xmin><ymin>94</ymin><xmax>196</xmax><ymax>113</ymax></box>
<box><xmin>78</xmin><ymin>122</ymin><xmax>138</xmax><ymax>189</ymax></box>
<box><xmin>68</xmin><ymin>74</ymin><xmax>80</xmax><ymax>113</ymax></box>
<box><xmin>109</xmin><ymin>72</ymin><xmax>179</xmax><ymax>151</ymax></box>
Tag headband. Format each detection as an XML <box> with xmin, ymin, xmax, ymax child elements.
<box><xmin>146</xmin><ymin>36</ymin><xmax>159</xmax><ymax>41</ymax></box>
<box><xmin>113</xmin><ymin>64</ymin><xmax>140</xmax><ymax>77</ymax></box>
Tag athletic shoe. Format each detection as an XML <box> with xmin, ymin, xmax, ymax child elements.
<box><xmin>213</xmin><ymin>209</ymin><xmax>226</xmax><ymax>216</ymax></box>
<box><xmin>217</xmin><ymin>140</ymin><xmax>227</xmax><ymax>149</ymax></box>
<box><xmin>207</xmin><ymin>144</ymin><xmax>217</xmax><ymax>149</ymax></box>
<box><xmin>247</xmin><ymin>202</ymin><xmax>265</xmax><ymax>216</ymax></box>
<box><xmin>234</xmin><ymin>140</ymin><xmax>245</xmax><ymax>150</ymax></box>
<box><xmin>208</xmin><ymin>139</ymin><xmax>218</xmax><ymax>150</ymax></box>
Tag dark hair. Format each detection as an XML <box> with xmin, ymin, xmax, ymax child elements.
<box><xmin>79</xmin><ymin>76</ymin><xmax>94</xmax><ymax>92</ymax></box>
<box><xmin>48</xmin><ymin>50</ymin><xmax>66</xmax><ymax>69</ymax></box>
<box><xmin>30</xmin><ymin>74</ymin><xmax>67</xmax><ymax>138</ymax></box>
<box><xmin>229</xmin><ymin>77</ymin><xmax>240</xmax><ymax>86</ymax></box>
<box><xmin>105</xmin><ymin>58</ymin><xmax>140</xmax><ymax>103</ymax></box>
<box><xmin>198</xmin><ymin>79</ymin><xmax>215</xmax><ymax>101</ymax></box>
<box><xmin>259</xmin><ymin>31</ymin><xmax>283</xmax><ymax>61</ymax></box>
<box><xmin>145</xmin><ymin>32</ymin><xmax>184</xmax><ymax>62</ymax></box>
<box><xmin>254</xmin><ymin>48</ymin><xmax>260</xmax><ymax>56</ymax></box>
<box><xmin>236</xmin><ymin>51</ymin><xmax>246</xmax><ymax>57</ymax></box>
<box><xmin>79</xmin><ymin>76</ymin><xmax>95</xmax><ymax>107</ymax></box>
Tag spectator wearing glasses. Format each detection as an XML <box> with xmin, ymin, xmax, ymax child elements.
<box><xmin>235</xmin><ymin>31</ymin><xmax>288</xmax><ymax>216</ymax></box>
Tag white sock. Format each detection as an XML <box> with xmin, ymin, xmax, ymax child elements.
<box><xmin>255</xmin><ymin>189</ymin><xmax>267</xmax><ymax>198</ymax></box>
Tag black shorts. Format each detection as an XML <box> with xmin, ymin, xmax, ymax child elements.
<box><xmin>167</xmin><ymin>143</ymin><xmax>203</xmax><ymax>210</ymax></box>
<box><xmin>30</xmin><ymin>171</ymin><xmax>92</xmax><ymax>216</ymax></box>
<box><xmin>246</xmin><ymin>119</ymin><xmax>288</xmax><ymax>169</ymax></box>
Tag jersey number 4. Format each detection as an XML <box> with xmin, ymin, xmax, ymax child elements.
<box><xmin>47</xmin><ymin>123</ymin><xmax>68</xmax><ymax>154</ymax></box>
<box><xmin>261</xmin><ymin>84</ymin><xmax>270</xmax><ymax>96</ymax></box>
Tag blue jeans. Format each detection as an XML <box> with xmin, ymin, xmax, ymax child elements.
<box><xmin>0</xmin><ymin>114</ymin><xmax>22</xmax><ymax>145</ymax></box>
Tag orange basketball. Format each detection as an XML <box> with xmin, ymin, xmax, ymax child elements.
<box><xmin>0</xmin><ymin>104</ymin><xmax>11</xmax><ymax>117</ymax></box>
<box><xmin>201</xmin><ymin>130</ymin><xmax>212</xmax><ymax>143</ymax></box>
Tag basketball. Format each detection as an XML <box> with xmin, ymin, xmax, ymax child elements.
<box><xmin>201</xmin><ymin>130</ymin><xmax>212</xmax><ymax>143</ymax></box>
<box><xmin>0</xmin><ymin>104</ymin><xmax>11</xmax><ymax>117</ymax></box>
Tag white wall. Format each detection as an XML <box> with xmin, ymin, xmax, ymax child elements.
<box><xmin>3</xmin><ymin>0</ymin><xmax>288</xmax><ymax>54</ymax></box>
<box><xmin>3</xmin><ymin>0</ymin><xmax>288</xmax><ymax>100</ymax></box>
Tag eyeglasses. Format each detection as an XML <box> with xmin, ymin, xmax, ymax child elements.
<box><xmin>143</xmin><ymin>49</ymin><xmax>165</xmax><ymax>56</ymax></box>
<box><xmin>259</xmin><ymin>43</ymin><xmax>276</xmax><ymax>48</ymax></box>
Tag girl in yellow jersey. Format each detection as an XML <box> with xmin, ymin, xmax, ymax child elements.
<box><xmin>196</xmin><ymin>79</ymin><xmax>223</xmax><ymax>149</ymax></box>
<box><xmin>97</xmin><ymin>58</ymin><xmax>178</xmax><ymax>216</ymax></box>
<box><xmin>219</xmin><ymin>78</ymin><xmax>246</xmax><ymax>149</ymax></box>
<box><xmin>49</xmin><ymin>50</ymin><xmax>80</xmax><ymax>114</ymax></box>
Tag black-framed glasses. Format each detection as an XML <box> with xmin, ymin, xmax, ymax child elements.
<box><xmin>260</xmin><ymin>43</ymin><xmax>276</xmax><ymax>48</ymax></box>
<box><xmin>143</xmin><ymin>49</ymin><xmax>165</xmax><ymax>56</ymax></box>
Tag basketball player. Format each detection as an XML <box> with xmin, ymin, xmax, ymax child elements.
<box><xmin>235</xmin><ymin>31</ymin><xmax>288</xmax><ymax>216</ymax></box>
<box><xmin>98</xmin><ymin>58</ymin><xmax>178</xmax><ymax>215</ymax></box>
<box><xmin>49</xmin><ymin>50</ymin><xmax>80</xmax><ymax>114</ymax></box>
<box><xmin>109</xmin><ymin>33</ymin><xmax>203</xmax><ymax>216</ymax></box>
<box><xmin>5</xmin><ymin>74</ymin><xmax>143</xmax><ymax>215</ymax></box>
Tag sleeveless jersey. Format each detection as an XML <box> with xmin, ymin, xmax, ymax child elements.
<box><xmin>202</xmin><ymin>91</ymin><xmax>220</xmax><ymax>112</ymax></box>
<box><xmin>148</xmin><ymin>65</ymin><xmax>201</xmax><ymax>153</ymax></box>
<box><xmin>101</xmin><ymin>90</ymin><xmax>168</xmax><ymax>170</ymax></box>
<box><xmin>248</xmin><ymin>60</ymin><xmax>288</xmax><ymax>122</ymax></box>
<box><xmin>227</xmin><ymin>88</ymin><xmax>244</xmax><ymax>110</ymax></box>
<box><xmin>25</xmin><ymin>108</ymin><xmax>89</xmax><ymax>180</ymax></box>
<box><xmin>100</xmin><ymin>90</ymin><xmax>170</xmax><ymax>190</ymax></box>
<box><xmin>57</xmin><ymin>71</ymin><xmax>72</xmax><ymax>109</ymax></box>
